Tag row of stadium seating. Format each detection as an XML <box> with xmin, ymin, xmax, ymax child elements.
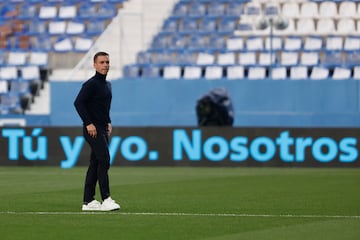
<box><xmin>124</xmin><ymin>64</ymin><xmax>360</xmax><ymax>80</ymax></box>
<box><xmin>123</xmin><ymin>0</ymin><xmax>360</xmax><ymax>79</ymax></box>
<box><xmin>0</xmin><ymin>0</ymin><xmax>126</xmax><ymax>114</ymax></box>
<box><xmin>172</xmin><ymin>0</ymin><xmax>360</xmax><ymax>18</ymax></box>
<box><xmin>133</xmin><ymin>49</ymin><xmax>360</xmax><ymax>67</ymax></box>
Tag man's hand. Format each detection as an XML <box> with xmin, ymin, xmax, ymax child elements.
<box><xmin>107</xmin><ymin>123</ymin><xmax>112</xmax><ymax>137</ymax></box>
<box><xmin>86</xmin><ymin>124</ymin><xmax>97</xmax><ymax>138</ymax></box>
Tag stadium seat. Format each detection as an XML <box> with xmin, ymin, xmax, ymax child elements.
<box><xmin>353</xmin><ymin>66</ymin><xmax>360</xmax><ymax>80</ymax></box>
<box><xmin>332</xmin><ymin>67</ymin><xmax>351</xmax><ymax>80</ymax></box>
<box><xmin>204</xmin><ymin>65</ymin><xmax>223</xmax><ymax>80</ymax></box>
<box><xmin>344</xmin><ymin>36</ymin><xmax>360</xmax><ymax>51</ymax></box>
<box><xmin>179</xmin><ymin>17</ymin><xmax>199</xmax><ymax>33</ymax></box>
<box><xmin>163</xmin><ymin>65</ymin><xmax>181</xmax><ymax>79</ymax></box>
<box><xmin>123</xmin><ymin>64</ymin><xmax>140</xmax><ymax>78</ymax></box>
<box><xmin>264</xmin><ymin>36</ymin><xmax>282</xmax><ymax>51</ymax></box>
<box><xmin>208</xmin><ymin>2</ymin><xmax>226</xmax><ymax>16</ymax></box>
<box><xmin>172</xmin><ymin>2</ymin><xmax>188</xmax><ymax>16</ymax></box>
<box><xmin>86</xmin><ymin>21</ymin><xmax>106</xmax><ymax>35</ymax></box>
<box><xmin>188</xmin><ymin>2</ymin><xmax>206</xmax><ymax>17</ymax></box>
<box><xmin>169</xmin><ymin>33</ymin><xmax>188</xmax><ymax>50</ymax></box>
<box><xmin>217</xmin><ymin>52</ymin><xmax>236</xmax><ymax>65</ymax></box>
<box><xmin>32</xmin><ymin>35</ymin><xmax>53</xmax><ymax>51</ymax></box>
<box><xmin>344</xmin><ymin>50</ymin><xmax>360</xmax><ymax>67</ymax></box>
<box><xmin>280</xmin><ymin>51</ymin><xmax>299</xmax><ymax>66</ymax></box>
<box><xmin>247</xmin><ymin>66</ymin><xmax>266</xmax><ymax>80</ymax></box>
<box><xmin>337</xmin><ymin>18</ymin><xmax>356</xmax><ymax>35</ymax></box>
<box><xmin>78</xmin><ymin>2</ymin><xmax>97</xmax><ymax>20</ymax></box>
<box><xmin>153</xmin><ymin>50</ymin><xmax>174</xmax><ymax>64</ymax></box>
<box><xmin>183</xmin><ymin>65</ymin><xmax>202</xmax><ymax>79</ymax></box>
<box><xmin>243</xmin><ymin>1</ymin><xmax>261</xmax><ymax>17</ymax></box>
<box><xmin>290</xmin><ymin>66</ymin><xmax>308</xmax><ymax>80</ymax></box>
<box><xmin>245</xmin><ymin>36</ymin><xmax>263</xmax><ymax>51</ymax></box>
<box><xmin>218</xmin><ymin>17</ymin><xmax>237</xmax><ymax>34</ymax></box>
<box><xmin>53</xmin><ymin>37</ymin><xmax>73</xmax><ymax>52</ymax></box>
<box><xmin>325</xmin><ymin>36</ymin><xmax>343</xmax><ymax>51</ymax></box>
<box><xmin>177</xmin><ymin>50</ymin><xmax>197</xmax><ymax>65</ymax></box>
<box><xmin>0</xmin><ymin>80</ymin><xmax>8</xmax><ymax>93</ymax></box>
<box><xmin>303</xmin><ymin>35</ymin><xmax>323</xmax><ymax>51</ymax></box>
<box><xmin>199</xmin><ymin>16</ymin><xmax>217</xmax><ymax>33</ymax></box>
<box><xmin>300</xmin><ymin>51</ymin><xmax>320</xmax><ymax>66</ymax></box>
<box><xmin>74</xmin><ymin>36</ymin><xmax>94</xmax><ymax>52</ymax></box>
<box><xmin>226</xmin><ymin>65</ymin><xmax>244</xmax><ymax>80</ymax></box>
<box><xmin>283</xmin><ymin>36</ymin><xmax>302</xmax><ymax>51</ymax></box>
<box><xmin>270</xmin><ymin>66</ymin><xmax>287</xmax><ymax>80</ymax></box>
<box><xmin>196</xmin><ymin>52</ymin><xmax>215</xmax><ymax>65</ymax></box>
<box><xmin>322</xmin><ymin>50</ymin><xmax>344</xmax><ymax>67</ymax></box>
<box><xmin>339</xmin><ymin>1</ymin><xmax>357</xmax><ymax>18</ymax></box>
<box><xmin>13</xmin><ymin>35</ymin><xmax>31</xmax><ymax>50</ymax></box>
<box><xmin>29</xmin><ymin>51</ymin><xmax>48</xmax><ymax>66</ymax></box>
<box><xmin>300</xmin><ymin>1</ymin><xmax>318</xmax><ymax>18</ymax></box>
<box><xmin>141</xmin><ymin>64</ymin><xmax>160</xmax><ymax>78</ymax></box>
<box><xmin>318</xmin><ymin>1</ymin><xmax>338</xmax><ymax>18</ymax></box>
<box><xmin>48</xmin><ymin>21</ymin><xmax>67</xmax><ymax>35</ymax></box>
<box><xmin>225</xmin><ymin>1</ymin><xmax>244</xmax><ymax>17</ymax></box>
<box><xmin>58</xmin><ymin>4</ymin><xmax>77</xmax><ymax>19</ymax></box>
<box><xmin>296</xmin><ymin>18</ymin><xmax>316</xmax><ymax>35</ymax></box>
<box><xmin>226</xmin><ymin>37</ymin><xmax>244</xmax><ymax>51</ymax></box>
<box><xmin>38</xmin><ymin>4</ymin><xmax>58</xmax><ymax>20</ymax></box>
<box><xmin>282</xmin><ymin>2</ymin><xmax>300</xmax><ymax>18</ymax></box>
<box><xmin>238</xmin><ymin>51</ymin><xmax>256</xmax><ymax>66</ymax></box>
<box><xmin>209</xmin><ymin>34</ymin><xmax>226</xmax><ymax>50</ymax></box>
<box><xmin>188</xmin><ymin>33</ymin><xmax>209</xmax><ymax>51</ymax></box>
<box><xmin>258</xmin><ymin>51</ymin><xmax>276</xmax><ymax>66</ymax></box>
<box><xmin>0</xmin><ymin>66</ymin><xmax>18</xmax><ymax>80</ymax></box>
<box><xmin>162</xmin><ymin>17</ymin><xmax>179</xmax><ymax>33</ymax></box>
<box><xmin>17</xmin><ymin>3</ymin><xmax>37</xmax><ymax>20</ymax></box>
<box><xmin>97</xmin><ymin>3</ymin><xmax>118</xmax><ymax>20</ymax></box>
<box><xmin>66</xmin><ymin>20</ymin><xmax>86</xmax><ymax>35</ymax></box>
<box><xmin>7</xmin><ymin>51</ymin><xmax>27</xmax><ymax>66</ymax></box>
<box><xmin>317</xmin><ymin>18</ymin><xmax>335</xmax><ymax>35</ymax></box>
<box><xmin>27</xmin><ymin>19</ymin><xmax>47</xmax><ymax>35</ymax></box>
<box><xmin>310</xmin><ymin>66</ymin><xmax>329</xmax><ymax>80</ymax></box>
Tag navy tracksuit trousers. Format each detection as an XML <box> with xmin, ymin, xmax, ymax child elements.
<box><xmin>83</xmin><ymin>126</ymin><xmax>111</xmax><ymax>204</ymax></box>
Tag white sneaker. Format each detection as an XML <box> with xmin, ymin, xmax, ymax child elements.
<box><xmin>82</xmin><ymin>200</ymin><xmax>102</xmax><ymax>211</ymax></box>
<box><xmin>101</xmin><ymin>197</ymin><xmax>120</xmax><ymax>211</ymax></box>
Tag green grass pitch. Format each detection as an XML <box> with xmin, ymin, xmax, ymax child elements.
<box><xmin>0</xmin><ymin>167</ymin><xmax>359</xmax><ymax>240</ymax></box>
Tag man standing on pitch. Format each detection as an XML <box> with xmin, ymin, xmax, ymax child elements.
<box><xmin>74</xmin><ymin>51</ymin><xmax>120</xmax><ymax>211</ymax></box>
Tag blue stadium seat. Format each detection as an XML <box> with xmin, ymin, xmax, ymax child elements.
<box><xmin>78</xmin><ymin>2</ymin><xmax>97</xmax><ymax>20</ymax></box>
<box><xmin>86</xmin><ymin>21</ymin><xmax>106</xmax><ymax>35</ymax></box>
<box><xmin>170</xmin><ymin>33</ymin><xmax>188</xmax><ymax>50</ymax></box>
<box><xmin>179</xmin><ymin>17</ymin><xmax>199</xmax><ymax>33</ymax></box>
<box><xmin>207</xmin><ymin>2</ymin><xmax>225</xmax><ymax>16</ymax></box>
<box><xmin>162</xmin><ymin>17</ymin><xmax>179</xmax><ymax>33</ymax></box>
<box><xmin>136</xmin><ymin>51</ymin><xmax>153</xmax><ymax>64</ymax></box>
<box><xmin>97</xmin><ymin>3</ymin><xmax>118</xmax><ymax>20</ymax></box>
<box><xmin>172</xmin><ymin>2</ymin><xmax>188</xmax><ymax>16</ymax></box>
<box><xmin>322</xmin><ymin>50</ymin><xmax>344</xmax><ymax>67</ymax></box>
<box><xmin>151</xmin><ymin>33</ymin><xmax>171</xmax><ymax>50</ymax></box>
<box><xmin>188</xmin><ymin>33</ymin><xmax>209</xmax><ymax>51</ymax></box>
<box><xmin>188</xmin><ymin>2</ymin><xmax>206</xmax><ymax>17</ymax></box>
<box><xmin>198</xmin><ymin>16</ymin><xmax>217</xmax><ymax>33</ymax></box>
<box><xmin>141</xmin><ymin>64</ymin><xmax>161</xmax><ymax>78</ymax></box>
<box><xmin>123</xmin><ymin>64</ymin><xmax>140</xmax><ymax>78</ymax></box>
<box><xmin>217</xmin><ymin>16</ymin><xmax>237</xmax><ymax>34</ymax></box>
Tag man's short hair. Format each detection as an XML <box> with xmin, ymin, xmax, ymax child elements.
<box><xmin>93</xmin><ymin>51</ymin><xmax>109</xmax><ymax>63</ymax></box>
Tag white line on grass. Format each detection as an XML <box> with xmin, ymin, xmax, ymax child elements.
<box><xmin>1</xmin><ymin>211</ymin><xmax>359</xmax><ymax>219</ymax></box>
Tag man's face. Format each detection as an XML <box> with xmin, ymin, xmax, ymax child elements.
<box><xmin>94</xmin><ymin>55</ymin><xmax>110</xmax><ymax>75</ymax></box>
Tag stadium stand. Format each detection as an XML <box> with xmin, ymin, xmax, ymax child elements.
<box><xmin>0</xmin><ymin>0</ymin><xmax>126</xmax><ymax>114</ymax></box>
<box><xmin>123</xmin><ymin>0</ymin><xmax>360</xmax><ymax>81</ymax></box>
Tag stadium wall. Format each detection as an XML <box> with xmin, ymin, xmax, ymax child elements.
<box><xmin>49</xmin><ymin>78</ymin><xmax>360</xmax><ymax>127</ymax></box>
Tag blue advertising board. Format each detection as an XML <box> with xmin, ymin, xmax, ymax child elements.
<box><xmin>0</xmin><ymin>127</ymin><xmax>358</xmax><ymax>168</ymax></box>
